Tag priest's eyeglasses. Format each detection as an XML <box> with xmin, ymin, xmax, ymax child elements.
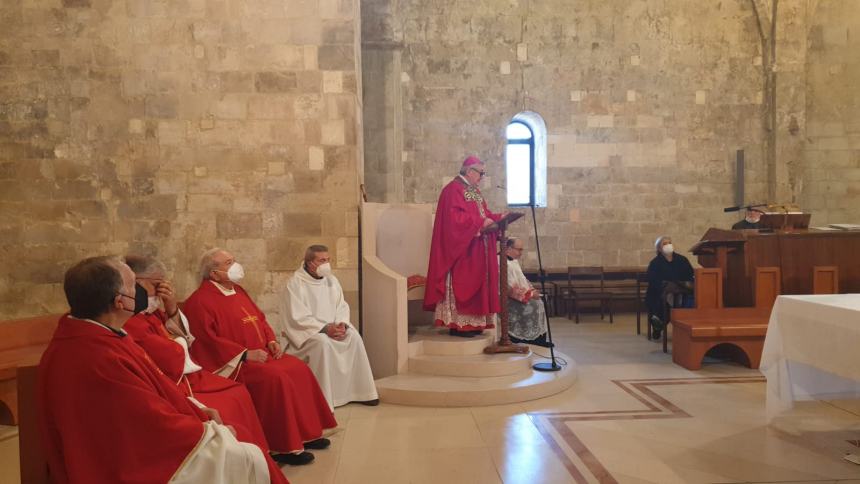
<box><xmin>469</xmin><ymin>167</ymin><xmax>486</xmax><ymax>177</ymax></box>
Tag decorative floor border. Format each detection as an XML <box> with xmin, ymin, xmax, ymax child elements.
<box><xmin>527</xmin><ymin>375</ymin><xmax>766</xmax><ymax>484</ymax></box>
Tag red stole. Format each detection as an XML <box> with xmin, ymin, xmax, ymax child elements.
<box><xmin>424</xmin><ymin>177</ymin><xmax>501</xmax><ymax>315</ymax></box>
<box><xmin>38</xmin><ymin>315</ymin><xmax>207</xmax><ymax>484</ymax></box>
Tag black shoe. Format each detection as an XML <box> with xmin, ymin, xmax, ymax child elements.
<box><xmin>357</xmin><ymin>398</ymin><xmax>380</xmax><ymax>406</ymax></box>
<box><xmin>449</xmin><ymin>328</ymin><xmax>476</xmax><ymax>338</ymax></box>
<box><xmin>304</xmin><ymin>438</ymin><xmax>331</xmax><ymax>450</ymax></box>
<box><xmin>272</xmin><ymin>451</ymin><xmax>315</xmax><ymax>466</ymax></box>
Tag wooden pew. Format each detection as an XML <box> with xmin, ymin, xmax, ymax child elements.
<box><xmin>17</xmin><ymin>365</ymin><xmax>49</xmax><ymax>484</ymax></box>
<box><xmin>813</xmin><ymin>266</ymin><xmax>839</xmax><ymax>294</ymax></box>
<box><xmin>670</xmin><ymin>268</ymin><xmax>779</xmax><ymax>370</ymax></box>
<box><xmin>0</xmin><ymin>315</ymin><xmax>60</xmax><ymax>426</ymax></box>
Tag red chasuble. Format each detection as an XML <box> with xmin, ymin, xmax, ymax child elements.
<box><xmin>124</xmin><ymin>311</ymin><xmax>288</xmax><ymax>484</ymax></box>
<box><xmin>183</xmin><ymin>281</ymin><xmax>337</xmax><ymax>453</ymax></box>
<box><xmin>423</xmin><ymin>177</ymin><xmax>502</xmax><ymax>320</ymax></box>
<box><xmin>38</xmin><ymin>314</ymin><xmax>209</xmax><ymax>484</ymax></box>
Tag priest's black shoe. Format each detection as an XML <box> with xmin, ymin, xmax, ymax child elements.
<box><xmin>304</xmin><ymin>438</ymin><xmax>331</xmax><ymax>450</ymax></box>
<box><xmin>273</xmin><ymin>451</ymin><xmax>315</xmax><ymax>466</ymax></box>
<box><xmin>358</xmin><ymin>398</ymin><xmax>380</xmax><ymax>406</ymax></box>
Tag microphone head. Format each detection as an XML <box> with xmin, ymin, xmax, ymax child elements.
<box><xmin>724</xmin><ymin>206</ymin><xmax>740</xmax><ymax>212</ymax></box>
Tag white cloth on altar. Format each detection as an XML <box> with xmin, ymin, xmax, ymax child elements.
<box><xmin>282</xmin><ymin>264</ymin><xmax>378</xmax><ymax>409</ymax></box>
<box><xmin>171</xmin><ymin>421</ymin><xmax>269</xmax><ymax>484</ymax></box>
<box><xmin>760</xmin><ymin>294</ymin><xmax>860</xmax><ymax>422</ymax></box>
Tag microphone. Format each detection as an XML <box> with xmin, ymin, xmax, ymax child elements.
<box><xmin>724</xmin><ymin>203</ymin><xmax>766</xmax><ymax>213</ymax></box>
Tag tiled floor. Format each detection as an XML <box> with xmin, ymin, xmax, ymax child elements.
<box><xmin>3</xmin><ymin>313</ymin><xmax>859</xmax><ymax>483</ymax></box>
<box><xmin>283</xmin><ymin>314</ymin><xmax>860</xmax><ymax>484</ymax></box>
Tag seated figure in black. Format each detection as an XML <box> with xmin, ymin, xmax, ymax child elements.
<box><xmin>646</xmin><ymin>236</ymin><xmax>695</xmax><ymax>340</ymax></box>
<box><xmin>731</xmin><ymin>208</ymin><xmax>763</xmax><ymax>230</ymax></box>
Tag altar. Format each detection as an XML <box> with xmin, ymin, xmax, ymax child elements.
<box><xmin>760</xmin><ymin>294</ymin><xmax>860</xmax><ymax>421</ymax></box>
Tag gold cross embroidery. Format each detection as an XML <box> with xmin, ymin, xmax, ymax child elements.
<box><xmin>240</xmin><ymin>307</ymin><xmax>265</xmax><ymax>344</ymax></box>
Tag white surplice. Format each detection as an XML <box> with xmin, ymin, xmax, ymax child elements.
<box><xmin>171</xmin><ymin>421</ymin><xmax>269</xmax><ymax>484</ymax></box>
<box><xmin>282</xmin><ymin>263</ymin><xmax>378</xmax><ymax>409</ymax></box>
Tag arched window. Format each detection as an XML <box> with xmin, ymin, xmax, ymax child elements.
<box><xmin>505</xmin><ymin>112</ymin><xmax>547</xmax><ymax>207</ymax></box>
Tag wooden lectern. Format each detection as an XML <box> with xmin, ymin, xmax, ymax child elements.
<box><xmin>691</xmin><ymin>226</ymin><xmax>860</xmax><ymax>306</ymax></box>
<box><xmin>484</xmin><ymin>212</ymin><xmax>529</xmax><ymax>355</ymax></box>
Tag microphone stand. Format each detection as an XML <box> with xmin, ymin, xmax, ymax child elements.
<box><xmin>529</xmin><ymin>204</ymin><xmax>560</xmax><ymax>372</ymax></box>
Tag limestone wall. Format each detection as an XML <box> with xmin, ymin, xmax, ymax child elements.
<box><xmin>801</xmin><ymin>0</ymin><xmax>860</xmax><ymax>224</ymax></box>
<box><xmin>0</xmin><ymin>0</ymin><xmax>363</xmax><ymax>323</ymax></box>
<box><xmin>361</xmin><ymin>0</ymin><xmax>812</xmax><ymax>268</ymax></box>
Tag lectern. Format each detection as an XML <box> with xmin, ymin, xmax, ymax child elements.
<box><xmin>484</xmin><ymin>212</ymin><xmax>529</xmax><ymax>355</ymax></box>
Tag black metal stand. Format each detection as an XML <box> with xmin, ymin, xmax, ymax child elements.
<box><xmin>529</xmin><ymin>204</ymin><xmax>561</xmax><ymax>372</ymax></box>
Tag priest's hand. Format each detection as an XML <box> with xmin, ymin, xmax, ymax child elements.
<box><xmin>267</xmin><ymin>340</ymin><xmax>283</xmax><ymax>359</ymax></box>
<box><xmin>156</xmin><ymin>280</ymin><xmax>178</xmax><ymax>317</ymax></box>
<box><xmin>246</xmin><ymin>349</ymin><xmax>269</xmax><ymax>363</ymax></box>
<box><xmin>201</xmin><ymin>406</ymin><xmax>223</xmax><ymax>424</ymax></box>
<box><xmin>324</xmin><ymin>323</ymin><xmax>347</xmax><ymax>341</ymax></box>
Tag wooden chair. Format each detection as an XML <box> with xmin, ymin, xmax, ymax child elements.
<box><xmin>560</xmin><ymin>267</ymin><xmax>613</xmax><ymax>324</ymax></box>
<box><xmin>813</xmin><ymin>266</ymin><xmax>839</xmax><ymax>294</ymax></box>
<box><xmin>605</xmin><ymin>270</ymin><xmax>647</xmax><ymax>334</ymax></box>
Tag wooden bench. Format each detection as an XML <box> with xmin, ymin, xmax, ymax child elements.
<box><xmin>0</xmin><ymin>314</ymin><xmax>60</xmax><ymax>425</ymax></box>
<box><xmin>670</xmin><ymin>267</ymin><xmax>779</xmax><ymax>370</ymax></box>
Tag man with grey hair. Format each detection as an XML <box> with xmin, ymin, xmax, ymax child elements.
<box><xmin>183</xmin><ymin>248</ymin><xmax>337</xmax><ymax>465</ymax></box>
<box><xmin>504</xmin><ymin>238</ymin><xmax>550</xmax><ymax>347</ymax></box>
<box><xmin>282</xmin><ymin>245</ymin><xmax>379</xmax><ymax>409</ymax></box>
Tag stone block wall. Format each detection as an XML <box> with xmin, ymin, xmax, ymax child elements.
<box><xmin>361</xmin><ymin>0</ymin><xmax>821</xmax><ymax>268</ymax></box>
<box><xmin>801</xmin><ymin>0</ymin><xmax>860</xmax><ymax>224</ymax></box>
<box><xmin>0</xmin><ymin>0</ymin><xmax>363</xmax><ymax>325</ymax></box>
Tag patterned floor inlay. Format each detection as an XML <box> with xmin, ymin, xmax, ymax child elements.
<box><xmin>528</xmin><ymin>376</ymin><xmax>766</xmax><ymax>484</ymax></box>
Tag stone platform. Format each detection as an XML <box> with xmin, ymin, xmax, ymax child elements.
<box><xmin>375</xmin><ymin>328</ymin><xmax>577</xmax><ymax>407</ymax></box>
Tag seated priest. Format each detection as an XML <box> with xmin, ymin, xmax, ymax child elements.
<box><xmin>503</xmin><ymin>238</ymin><xmax>550</xmax><ymax>347</ymax></box>
<box><xmin>646</xmin><ymin>236</ymin><xmax>695</xmax><ymax>340</ymax></box>
<box><xmin>39</xmin><ymin>256</ymin><xmax>270</xmax><ymax>484</ymax></box>
<box><xmin>732</xmin><ymin>208</ymin><xmax>763</xmax><ymax>230</ymax></box>
<box><xmin>124</xmin><ymin>255</ymin><xmax>298</xmax><ymax>474</ymax></box>
<box><xmin>282</xmin><ymin>245</ymin><xmax>379</xmax><ymax>409</ymax></box>
<box><xmin>182</xmin><ymin>248</ymin><xmax>337</xmax><ymax>463</ymax></box>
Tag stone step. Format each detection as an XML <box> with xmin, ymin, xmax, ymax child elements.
<box><xmin>376</xmin><ymin>351</ymin><xmax>577</xmax><ymax>407</ymax></box>
<box><xmin>408</xmin><ymin>351</ymin><xmax>533</xmax><ymax>377</ymax></box>
<box><xmin>408</xmin><ymin>331</ymin><xmax>494</xmax><ymax>357</ymax></box>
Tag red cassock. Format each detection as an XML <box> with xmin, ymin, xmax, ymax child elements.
<box><xmin>123</xmin><ymin>311</ymin><xmax>288</xmax><ymax>484</ymax></box>
<box><xmin>423</xmin><ymin>177</ymin><xmax>502</xmax><ymax>319</ymax></box>
<box><xmin>38</xmin><ymin>314</ymin><xmax>211</xmax><ymax>484</ymax></box>
<box><xmin>182</xmin><ymin>282</ymin><xmax>337</xmax><ymax>453</ymax></box>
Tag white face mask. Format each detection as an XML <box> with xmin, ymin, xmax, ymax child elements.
<box><xmin>226</xmin><ymin>262</ymin><xmax>245</xmax><ymax>283</ymax></box>
<box><xmin>661</xmin><ymin>244</ymin><xmax>674</xmax><ymax>256</ymax></box>
<box><xmin>315</xmin><ymin>262</ymin><xmax>332</xmax><ymax>278</ymax></box>
<box><xmin>145</xmin><ymin>296</ymin><xmax>160</xmax><ymax>314</ymax></box>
